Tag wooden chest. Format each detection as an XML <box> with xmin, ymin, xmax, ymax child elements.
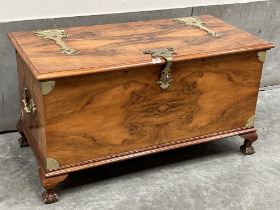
<box><xmin>8</xmin><ymin>15</ymin><xmax>273</xmax><ymax>204</ymax></box>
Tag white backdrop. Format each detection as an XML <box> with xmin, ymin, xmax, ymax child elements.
<box><xmin>1</xmin><ymin>0</ymin><xmax>265</xmax><ymax>22</ymax></box>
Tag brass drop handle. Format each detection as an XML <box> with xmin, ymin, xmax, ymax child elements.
<box><xmin>22</xmin><ymin>88</ymin><xmax>37</xmax><ymax>115</ymax></box>
<box><xmin>143</xmin><ymin>48</ymin><xmax>176</xmax><ymax>90</ymax></box>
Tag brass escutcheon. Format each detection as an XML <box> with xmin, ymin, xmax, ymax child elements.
<box><xmin>143</xmin><ymin>48</ymin><xmax>176</xmax><ymax>90</ymax></box>
<box><xmin>245</xmin><ymin>115</ymin><xmax>255</xmax><ymax>128</ymax></box>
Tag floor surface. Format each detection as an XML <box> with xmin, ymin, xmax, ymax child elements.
<box><xmin>0</xmin><ymin>89</ymin><xmax>279</xmax><ymax>210</ymax></box>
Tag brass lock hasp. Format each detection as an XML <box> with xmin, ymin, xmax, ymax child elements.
<box><xmin>143</xmin><ymin>48</ymin><xmax>176</xmax><ymax>90</ymax></box>
<box><xmin>174</xmin><ymin>17</ymin><xmax>222</xmax><ymax>38</ymax></box>
<box><xmin>22</xmin><ymin>88</ymin><xmax>37</xmax><ymax>115</ymax></box>
<box><xmin>34</xmin><ymin>28</ymin><xmax>76</xmax><ymax>55</ymax></box>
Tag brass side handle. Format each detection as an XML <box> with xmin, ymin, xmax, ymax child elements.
<box><xmin>22</xmin><ymin>88</ymin><xmax>37</xmax><ymax>115</ymax></box>
<box><xmin>143</xmin><ymin>48</ymin><xmax>176</xmax><ymax>90</ymax></box>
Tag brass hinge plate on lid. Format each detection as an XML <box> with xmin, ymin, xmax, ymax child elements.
<box><xmin>174</xmin><ymin>17</ymin><xmax>222</xmax><ymax>38</ymax></box>
<box><xmin>143</xmin><ymin>48</ymin><xmax>176</xmax><ymax>90</ymax></box>
<box><xmin>34</xmin><ymin>28</ymin><xmax>76</xmax><ymax>55</ymax></box>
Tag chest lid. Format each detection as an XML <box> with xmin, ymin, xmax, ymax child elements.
<box><xmin>8</xmin><ymin>15</ymin><xmax>273</xmax><ymax>81</ymax></box>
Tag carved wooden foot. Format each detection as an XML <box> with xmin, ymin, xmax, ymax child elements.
<box><xmin>16</xmin><ymin>120</ymin><xmax>29</xmax><ymax>148</ymax></box>
<box><xmin>39</xmin><ymin>168</ymin><xmax>68</xmax><ymax>204</ymax></box>
<box><xmin>18</xmin><ymin>137</ymin><xmax>29</xmax><ymax>147</ymax></box>
<box><xmin>239</xmin><ymin>131</ymin><xmax>258</xmax><ymax>155</ymax></box>
<box><xmin>42</xmin><ymin>189</ymin><xmax>58</xmax><ymax>204</ymax></box>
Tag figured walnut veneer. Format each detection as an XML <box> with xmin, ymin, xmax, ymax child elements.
<box><xmin>43</xmin><ymin>52</ymin><xmax>262</xmax><ymax>167</ymax></box>
<box><xmin>8</xmin><ymin>15</ymin><xmax>273</xmax><ymax>80</ymax></box>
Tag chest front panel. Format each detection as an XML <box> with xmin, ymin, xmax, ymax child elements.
<box><xmin>43</xmin><ymin>52</ymin><xmax>262</xmax><ymax>166</ymax></box>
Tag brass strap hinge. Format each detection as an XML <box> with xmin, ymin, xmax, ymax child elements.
<box><xmin>174</xmin><ymin>17</ymin><xmax>222</xmax><ymax>38</ymax></box>
<box><xmin>143</xmin><ymin>48</ymin><xmax>176</xmax><ymax>90</ymax></box>
<box><xmin>34</xmin><ymin>28</ymin><xmax>76</xmax><ymax>55</ymax></box>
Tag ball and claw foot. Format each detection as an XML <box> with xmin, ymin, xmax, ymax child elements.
<box><xmin>39</xmin><ymin>168</ymin><xmax>68</xmax><ymax>204</ymax></box>
<box><xmin>18</xmin><ymin>136</ymin><xmax>29</xmax><ymax>148</ymax></box>
<box><xmin>239</xmin><ymin>131</ymin><xmax>258</xmax><ymax>155</ymax></box>
<box><xmin>42</xmin><ymin>189</ymin><xmax>58</xmax><ymax>204</ymax></box>
<box><xmin>240</xmin><ymin>140</ymin><xmax>255</xmax><ymax>155</ymax></box>
<box><xmin>16</xmin><ymin>120</ymin><xmax>29</xmax><ymax>148</ymax></box>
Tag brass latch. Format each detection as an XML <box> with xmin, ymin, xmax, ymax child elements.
<box><xmin>34</xmin><ymin>28</ymin><xmax>76</xmax><ymax>55</ymax></box>
<box><xmin>143</xmin><ymin>48</ymin><xmax>176</xmax><ymax>90</ymax></box>
<box><xmin>174</xmin><ymin>17</ymin><xmax>222</xmax><ymax>38</ymax></box>
<box><xmin>22</xmin><ymin>88</ymin><xmax>37</xmax><ymax>115</ymax></box>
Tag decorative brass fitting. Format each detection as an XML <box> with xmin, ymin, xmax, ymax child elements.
<box><xmin>174</xmin><ymin>17</ymin><xmax>222</xmax><ymax>38</ymax></box>
<box><xmin>143</xmin><ymin>48</ymin><xmax>176</xmax><ymax>90</ymax></box>
<box><xmin>245</xmin><ymin>115</ymin><xmax>255</xmax><ymax>128</ymax></box>
<box><xmin>34</xmin><ymin>29</ymin><xmax>76</xmax><ymax>55</ymax></box>
<box><xmin>46</xmin><ymin>158</ymin><xmax>60</xmax><ymax>170</ymax></box>
<box><xmin>257</xmin><ymin>51</ymin><xmax>266</xmax><ymax>63</ymax></box>
<box><xmin>22</xmin><ymin>88</ymin><xmax>37</xmax><ymax>115</ymax></box>
<box><xmin>41</xmin><ymin>81</ymin><xmax>56</xmax><ymax>96</ymax></box>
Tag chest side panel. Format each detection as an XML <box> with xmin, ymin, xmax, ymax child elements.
<box><xmin>44</xmin><ymin>52</ymin><xmax>262</xmax><ymax>166</ymax></box>
<box><xmin>16</xmin><ymin>54</ymin><xmax>46</xmax><ymax>161</ymax></box>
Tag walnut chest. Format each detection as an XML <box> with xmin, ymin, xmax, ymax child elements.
<box><xmin>8</xmin><ymin>15</ymin><xmax>274</xmax><ymax>204</ymax></box>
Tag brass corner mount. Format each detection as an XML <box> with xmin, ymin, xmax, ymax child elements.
<box><xmin>257</xmin><ymin>51</ymin><xmax>266</xmax><ymax>63</ymax></box>
<box><xmin>41</xmin><ymin>81</ymin><xmax>56</xmax><ymax>96</ymax></box>
<box><xmin>46</xmin><ymin>158</ymin><xmax>60</xmax><ymax>171</ymax></box>
<box><xmin>245</xmin><ymin>115</ymin><xmax>255</xmax><ymax>128</ymax></box>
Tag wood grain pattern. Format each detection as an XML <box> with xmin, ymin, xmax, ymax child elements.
<box><xmin>45</xmin><ymin>127</ymin><xmax>256</xmax><ymax>177</ymax></box>
<box><xmin>16</xmin><ymin>53</ymin><xmax>46</xmax><ymax>166</ymax></box>
<box><xmin>43</xmin><ymin>52</ymin><xmax>262</xmax><ymax>167</ymax></box>
<box><xmin>8</xmin><ymin>15</ymin><xmax>273</xmax><ymax>80</ymax></box>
